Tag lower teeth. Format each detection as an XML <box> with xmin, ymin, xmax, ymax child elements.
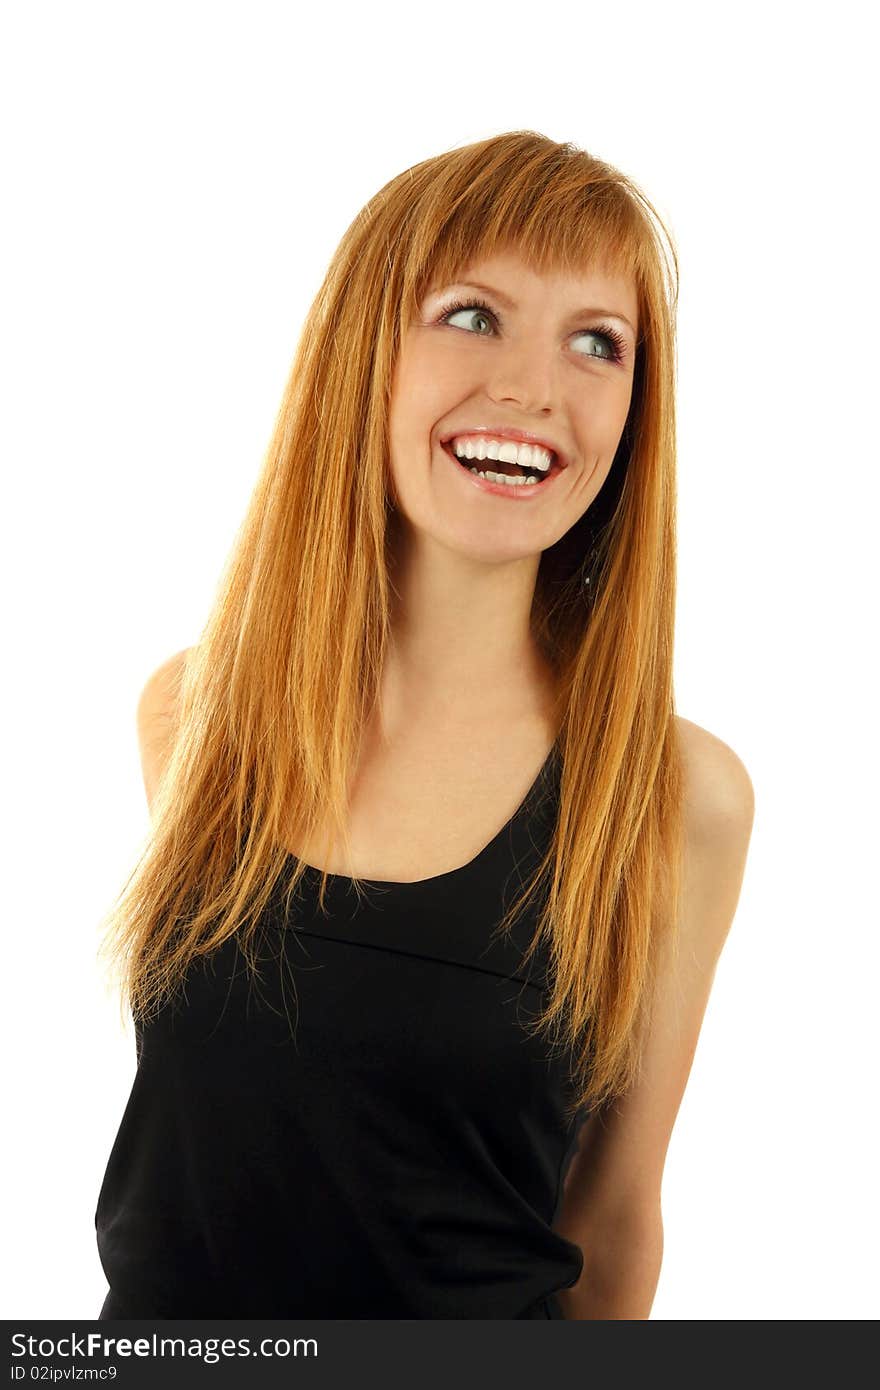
<box><xmin>465</xmin><ymin>466</ymin><xmax>541</xmax><ymax>487</ymax></box>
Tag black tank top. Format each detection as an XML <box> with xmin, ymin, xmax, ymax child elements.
<box><xmin>95</xmin><ymin>742</ymin><xmax>590</xmax><ymax>1319</ymax></box>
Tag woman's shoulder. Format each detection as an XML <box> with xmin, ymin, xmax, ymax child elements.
<box><xmin>673</xmin><ymin>714</ymin><xmax>755</xmax><ymax>844</ymax></box>
<box><xmin>136</xmin><ymin>647</ymin><xmax>192</xmax><ymax>814</ymax></box>
<box><xmin>137</xmin><ymin>647</ymin><xmax>191</xmax><ymax>717</ymax></box>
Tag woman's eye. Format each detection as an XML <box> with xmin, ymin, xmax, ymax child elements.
<box><xmin>572</xmin><ymin>331</ymin><xmax>616</xmax><ymax>360</ymax></box>
<box><xmin>444</xmin><ymin>307</ymin><xmax>494</xmax><ymax>334</ymax></box>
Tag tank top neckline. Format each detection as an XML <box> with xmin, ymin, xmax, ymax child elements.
<box><xmin>290</xmin><ymin>737</ymin><xmax>561</xmax><ymax>894</ymax></box>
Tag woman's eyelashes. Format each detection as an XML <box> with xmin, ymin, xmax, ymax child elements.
<box><xmin>436</xmin><ymin>296</ymin><xmax>628</xmax><ymax>364</ymax></box>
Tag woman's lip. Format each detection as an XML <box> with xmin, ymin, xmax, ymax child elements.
<box><xmin>439</xmin><ymin>427</ymin><xmax>567</xmax><ymax>468</ymax></box>
<box><xmin>439</xmin><ymin>440</ymin><xmax>563</xmax><ymax>497</ymax></box>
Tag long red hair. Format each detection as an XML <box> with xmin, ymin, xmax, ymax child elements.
<box><xmin>97</xmin><ymin>130</ymin><xmax>685</xmax><ymax>1122</ymax></box>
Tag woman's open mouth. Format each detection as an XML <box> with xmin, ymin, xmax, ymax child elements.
<box><xmin>440</xmin><ymin>440</ymin><xmax>563</xmax><ymax>498</ymax></box>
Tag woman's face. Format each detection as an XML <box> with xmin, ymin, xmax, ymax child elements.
<box><xmin>387</xmin><ymin>246</ymin><xmax>639</xmax><ymax>566</ymax></box>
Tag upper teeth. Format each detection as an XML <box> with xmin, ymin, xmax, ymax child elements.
<box><xmin>448</xmin><ymin>436</ymin><xmax>554</xmax><ymax>472</ymax></box>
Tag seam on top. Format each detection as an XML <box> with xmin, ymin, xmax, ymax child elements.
<box><xmin>284</xmin><ymin>925</ymin><xmax>544</xmax><ymax>989</ymax></box>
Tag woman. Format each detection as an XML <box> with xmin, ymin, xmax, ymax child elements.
<box><xmin>95</xmin><ymin>130</ymin><xmax>755</xmax><ymax>1320</ymax></box>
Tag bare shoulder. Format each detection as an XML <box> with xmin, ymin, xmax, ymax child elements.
<box><xmin>137</xmin><ymin>647</ymin><xmax>192</xmax><ymax>722</ymax></box>
<box><xmin>136</xmin><ymin>647</ymin><xmax>193</xmax><ymax>813</ymax></box>
<box><xmin>673</xmin><ymin>714</ymin><xmax>756</xmax><ymax>845</ymax></box>
<box><xmin>670</xmin><ymin>713</ymin><xmax>756</xmax><ymax>974</ymax></box>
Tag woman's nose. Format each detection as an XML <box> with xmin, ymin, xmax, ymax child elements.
<box><xmin>485</xmin><ymin>340</ymin><xmax>557</xmax><ymax>412</ymax></box>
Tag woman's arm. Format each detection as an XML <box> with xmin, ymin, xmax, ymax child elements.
<box><xmin>556</xmin><ymin>720</ymin><xmax>756</xmax><ymax>1319</ymax></box>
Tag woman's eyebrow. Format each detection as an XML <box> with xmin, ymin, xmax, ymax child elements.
<box><xmin>434</xmin><ymin>279</ymin><xmax>636</xmax><ymax>336</ymax></box>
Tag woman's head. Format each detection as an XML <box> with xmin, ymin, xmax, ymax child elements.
<box><xmin>289</xmin><ymin>129</ymin><xmax>677</xmax><ymax>655</ymax></box>
<box><xmin>387</xmin><ymin>244</ymin><xmax>639</xmax><ymax>577</ymax></box>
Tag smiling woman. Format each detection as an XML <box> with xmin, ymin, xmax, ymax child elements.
<box><xmin>94</xmin><ymin>129</ymin><xmax>754</xmax><ymax>1321</ymax></box>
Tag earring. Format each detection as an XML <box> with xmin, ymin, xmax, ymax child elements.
<box><xmin>579</xmin><ymin>540</ymin><xmax>601</xmax><ymax>604</ymax></box>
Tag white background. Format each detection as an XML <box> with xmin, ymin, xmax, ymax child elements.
<box><xmin>2</xmin><ymin>0</ymin><xmax>877</xmax><ymax>1321</ymax></box>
